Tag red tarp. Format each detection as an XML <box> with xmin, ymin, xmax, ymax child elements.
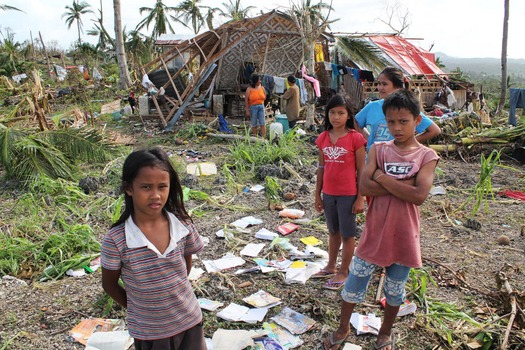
<box><xmin>369</xmin><ymin>36</ymin><xmax>446</xmax><ymax>77</ymax></box>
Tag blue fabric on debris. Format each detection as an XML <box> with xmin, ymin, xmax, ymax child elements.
<box><xmin>218</xmin><ymin>114</ymin><xmax>232</xmax><ymax>133</ymax></box>
<box><xmin>509</xmin><ymin>88</ymin><xmax>525</xmax><ymax>126</ymax></box>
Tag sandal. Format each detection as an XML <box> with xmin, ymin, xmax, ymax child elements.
<box><xmin>323</xmin><ymin>331</ymin><xmax>348</xmax><ymax>350</ymax></box>
<box><xmin>374</xmin><ymin>333</ymin><xmax>395</xmax><ymax>350</ymax></box>
<box><xmin>312</xmin><ymin>268</ymin><xmax>335</xmax><ymax>279</ymax></box>
<box><xmin>322</xmin><ymin>278</ymin><xmax>345</xmax><ymax>291</ymax></box>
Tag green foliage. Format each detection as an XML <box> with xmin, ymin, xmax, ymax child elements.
<box><xmin>264</xmin><ymin>176</ymin><xmax>281</xmax><ymax>206</ymax></box>
<box><xmin>228</xmin><ymin>130</ymin><xmax>305</xmax><ymax>175</ymax></box>
<box><xmin>0</xmin><ymin>124</ymin><xmax>119</xmax><ymax>182</ymax></box>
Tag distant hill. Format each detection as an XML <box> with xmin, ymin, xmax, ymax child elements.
<box><xmin>436</xmin><ymin>52</ymin><xmax>525</xmax><ymax>77</ymax></box>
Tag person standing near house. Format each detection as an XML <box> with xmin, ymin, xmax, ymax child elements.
<box><xmin>355</xmin><ymin>67</ymin><xmax>441</xmax><ymax>151</ymax></box>
<box><xmin>245</xmin><ymin>74</ymin><xmax>267</xmax><ymax>137</ymax></box>
<box><xmin>282</xmin><ymin>75</ymin><xmax>301</xmax><ymax>129</ymax></box>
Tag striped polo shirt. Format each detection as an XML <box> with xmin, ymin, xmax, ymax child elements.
<box><xmin>101</xmin><ymin>212</ymin><xmax>204</xmax><ymax>340</ymax></box>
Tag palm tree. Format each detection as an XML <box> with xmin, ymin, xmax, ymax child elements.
<box><xmin>136</xmin><ymin>0</ymin><xmax>179</xmax><ymax>39</ymax></box>
<box><xmin>219</xmin><ymin>0</ymin><xmax>255</xmax><ymax>22</ymax></box>
<box><xmin>0</xmin><ymin>3</ymin><xmax>23</xmax><ymax>12</ymax></box>
<box><xmin>335</xmin><ymin>36</ymin><xmax>389</xmax><ymax>74</ymax></box>
<box><xmin>289</xmin><ymin>0</ymin><xmax>336</xmax><ymax>128</ymax></box>
<box><xmin>496</xmin><ymin>0</ymin><xmax>509</xmax><ymax>117</ymax></box>
<box><xmin>0</xmin><ymin>28</ymin><xmax>21</xmax><ymax>75</ymax></box>
<box><xmin>173</xmin><ymin>0</ymin><xmax>207</xmax><ymax>35</ymax></box>
<box><xmin>62</xmin><ymin>1</ymin><xmax>94</xmax><ymax>44</ymax></box>
<box><xmin>114</xmin><ymin>0</ymin><xmax>131</xmax><ymax>89</ymax></box>
<box><xmin>204</xmin><ymin>6</ymin><xmax>221</xmax><ymax>30</ymax></box>
<box><xmin>87</xmin><ymin>0</ymin><xmax>115</xmax><ymax>52</ymax></box>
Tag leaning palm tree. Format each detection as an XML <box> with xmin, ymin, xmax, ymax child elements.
<box><xmin>0</xmin><ymin>3</ymin><xmax>23</xmax><ymax>12</ymax></box>
<box><xmin>335</xmin><ymin>36</ymin><xmax>389</xmax><ymax>74</ymax></box>
<box><xmin>219</xmin><ymin>0</ymin><xmax>255</xmax><ymax>22</ymax></box>
<box><xmin>173</xmin><ymin>0</ymin><xmax>207</xmax><ymax>35</ymax></box>
<box><xmin>136</xmin><ymin>0</ymin><xmax>179</xmax><ymax>39</ymax></box>
<box><xmin>62</xmin><ymin>1</ymin><xmax>94</xmax><ymax>44</ymax></box>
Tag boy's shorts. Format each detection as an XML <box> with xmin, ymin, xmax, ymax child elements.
<box><xmin>322</xmin><ymin>193</ymin><xmax>358</xmax><ymax>239</ymax></box>
<box><xmin>134</xmin><ymin>322</ymin><xmax>205</xmax><ymax>350</ymax></box>
<box><xmin>341</xmin><ymin>255</ymin><xmax>410</xmax><ymax>307</ymax></box>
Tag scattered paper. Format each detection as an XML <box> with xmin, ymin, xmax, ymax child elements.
<box><xmin>188</xmin><ymin>267</ymin><xmax>205</xmax><ymax>281</ymax></box>
<box><xmin>211</xmin><ymin>329</ymin><xmax>267</xmax><ymax>350</ymax></box>
<box><xmin>85</xmin><ymin>331</ymin><xmax>133</xmax><ymax>350</ymax></box>
<box><xmin>300</xmin><ymin>236</ymin><xmax>322</xmax><ymax>246</ymax></box>
<box><xmin>276</xmin><ymin>223</ymin><xmax>299</xmax><ymax>235</ymax></box>
<box><xmin>235</xmin><ymin>266</ymin><xmax>261</xmax><ymax>274</ymax></box>
<box><xmin>202</xmin><ymin>253</ymin><xmax>245</xmax><ymax>273</ymax></box>
<box><xmin>186</xmin><ymin>162</ymin><xmax>218</xmax><ymax>176</ymax></box>
<box><xmin>270</xmin><ymin>237</ymin><xmax>298</xmax><ymax>251</ymax></box>
<box><xmin>342</xmin><ymin>344</ymin><xmax>362</xmax><ymax>350</ymax></box>
<box><xmin>262</xmin><ymin>322</ymin><xmax>303</xmax><ymax>349</ymax></box>
<box><xmin>231</xmin><ymin>216</ymin><xmax>264</xmax><ymax>229</ymax></box>
<box><xmin>380</xmin><ymin>297</ymin><xmax>417</xmax><ymax>316</ymax></box>
<box><xmin>240</xmin><ymin>243</ymin><xmax>265</xmax><ymax>257</ymax></box>
<box><xmin>350</xmin><ymin>313</ymin><xmax>381</xmax><ymax>335</ymax></box>
<box><xmin>198</xmin><ymin>298</ymin><xmax>224</xmax><ymax>311</ymax></box>
<box><xmin>216</xmin><ymin>303</ymin><xmax>268</xmax><ymax>324</ymax></box>
<box><xmin>271</xmin><ymin>307</ymin><xmax>316</xmax><ymax>334</ymax></box>
<box><xmin>285</xmin><ymin>261</ymin><xmax>321</xmax><ymax>284</ymax></box>
<box><xmin>305</xmin><ymin>245</ymin><xmax>329</xmax><ymax>259</ymax></box>
<box><xmin>243</xmin><ymin>290</ymin><xmax>281</xmax><ymax>308</ymax></box>
<box><xmin>69</xmin><ymin>319</ymin><xmax>126</xmax><ymax>346</ymax></box>
<box><xmin>253</xmin><ymin>337</ymin><xmax>284</xmax><ymax>349</ymax></box>
<box><xmin>250</xmin><ymin>184</ymin><xmax>265</xmax><ymax>192</ymax></box>
<box><xmin>255</xmin><ymin>228</ymin><xmax>279</xmax><ymax>241</ymax></box>
<box><xmin>279</xmin><ymin>208</ymin><xmax>305</xmax><ymax>219</ymax></box>
<box><xmin>429</xmin><ymin>185</ymin><xmax>446</xmax><ymax>195</ymax></box>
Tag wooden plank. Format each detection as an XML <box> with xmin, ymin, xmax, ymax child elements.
<box><xmin>150</xmin><ymin>95</ymin><xmax>167</xmax><ymax>127</ymax></box>
<box><xmin>100</xmin><ymin>99</ymin><xmax>121</xmax><ymax>114</ymax></box>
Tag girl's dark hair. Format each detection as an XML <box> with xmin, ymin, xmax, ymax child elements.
<box><xmin>379</xmin><ymin>67</ymin><xmax>407</xmax><ymax>89</ymax></box>
<box><xmin>112</xmin><ymin>148</ymin><xmax>190</xmax><ymax>228</ymax></box>
<box><xmin>324</xmin><ymin>94</ymin><xmax>356</xmax><ymax>130</ymax></box>
<box><xmin>382</xmin><ymin>89</ymin><xmax>420</xmax><ymax>118</ymax></box>
<box><xmin>250</xmin><ymin>74</ymin><xmax>260</xmax><ymax>88</ymax></box>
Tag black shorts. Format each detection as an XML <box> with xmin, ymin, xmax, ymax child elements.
<box><xmin>134</xmin><ymin>322</ymin><xmax>205</xmax><ymax>350</ymax></box>
<box><xmin>322</xmin><ymin>193</ymin><xmax>358</xmax><ymax>238</ymax></box>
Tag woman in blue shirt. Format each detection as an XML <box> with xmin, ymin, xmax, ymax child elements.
<box><xmin>355</xmin><ymin>67</ymin><xmax>441</xmax><ymax>151</ymax></box>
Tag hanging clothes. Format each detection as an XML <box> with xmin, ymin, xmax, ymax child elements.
<box><xmin>359</xmin><ymin>70</ymin><xmax>375</xmax><ymax>82</ymax></box>
<box><xmin>331</xmin><ymin>63</ymin><xmax>339</xmax><ymax>91</ymax></box>
<box><xmin>297</xmin><ymin>79</ymin><xmax>307</xmax><ymax>105</ymax></box>
<box><xmin>301</xmin><ymin>65</ymin><xmax>321</xmax><ymax>98</ymax></box>
<box><xmin>314</xmin><ymin>43</ymin><xmax>325</xmax><ymax>62</ymax></box>
<box><xmin>351</xmin><ymin>68</ymin><xmax>360</xmax><ymax>82</ymax></box>
<box><xmin>274</xmin><ymin>77</ymin><xmax>286</xmax><ymax>93</ymax></box>
<box><xmin>261</xmin><ymin>75</ymin><xmax>275</xmax><ymax>94</ymax></box>
<box><xmin>324</xmin><ymin>62</ymin><xmax>332</xmax><ymax>71</ymax></box>
<box><xmin>509</xmin><ymin>88</ymin><xmax>525</xmax><ymax>126</ymax></box>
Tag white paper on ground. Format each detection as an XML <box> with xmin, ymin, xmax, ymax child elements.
<box><xmin>240</xmin><ymin>243</ymin><xmax>265</xmax><ymax>257</ymax></box>
<box><xmin>255</xmin><ymin>228</ymin><xmax>279</xmax><ymax>240</ymax></box>
<box><xmin>250</xmin><ymin>184</ymin><xmax>265</xmax><ymax>192</ymax></box>
<box><xmin>188</xmin><ymin>267</ymin><xmax>205</xmax><ymax>281</ymax></box>
<box><xmin>350</xmin><ymin>313</ymin><xmax>381</xmax><ymax>335</ymax></box>
<box><xmin>85</xmin><ymin>331</ymin><xmax>133</xmax><ymax>350</ymax></box>
<box><xmin>211</xmin><ymin>329</ymin><xmax>267</xmax><ymax>350</ymax></box>
<box><xmin>231</xmin><ymin>216</ymin><xmax>263</xmax><ymax>228</ymax></box>
<box><xmin>216</xmin><ymin>303</ymin><xmax>268</xmax><ymax>324</ymax></box>
<box><xmin>285</xmin><ymin>261</ymin><xmax>321</xmax><ymax>284</ymax></box>
<box><xmin>202</xmin><ymin>253</ymin><xmax>245</xmax><ymax>273</ymax></box>
<box><xmin>430</xmin><ymin>185</ymin><xmax>446</xmax><ymax>195</ymax></box>
<box><xmin>186</xmin><ymin>162</ymin><xmax>218</xmax><ymax>176</ymax></box>
<box><xmin>342</xmin><ymin>344</ymin><xmax>363</xmax><ymax>350</ymax></box>
<box><xmin>198</xmin><ymin>298</ymin><xmax>224</xmax><ymax>311</ymax></box>
<box><xmin>205</xmin><ymin>338</ymin><xmax>213</xmax><ymax>350</ymax></box>
<box><xmin>305</xmin><ymin>245</ymin><xmax>329</xmax><ymax>259</ymax></box>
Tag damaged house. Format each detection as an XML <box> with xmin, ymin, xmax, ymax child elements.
<box><xmin>140</xmin><ymin>10</ymin><xmax>310</xmax><ymax>130</ymax></box>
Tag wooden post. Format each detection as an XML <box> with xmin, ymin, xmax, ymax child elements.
<box><xmin>39</xmin><ymin>31</ymin><xmax>54</xmax><ymax>80</ymax></box>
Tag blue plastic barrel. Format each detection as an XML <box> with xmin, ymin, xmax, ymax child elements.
<box><xmin>275</xmin><ymin>114</ymin><xmax>290</xmax><ymax>132</ymax></box>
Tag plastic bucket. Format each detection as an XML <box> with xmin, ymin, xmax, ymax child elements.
<box><xmin>269</xmin><ymin>122</ymin><xmax>283</xmax><ymax>141</ymax></box>
<box><xmin>275</xmin><ymin>114</ymin><xmax>290</xmax><ymax>132</ymax></box>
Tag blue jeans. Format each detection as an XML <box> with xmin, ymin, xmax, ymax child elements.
<box><xmin>249</xmin><ymin>104</ymin><xmax>265</xmax><ymax>127</ymax></box>
<box><xmin>341</xmin><ymin>255</ymin><xmax>410</xmax><ymax>307</ymax></box>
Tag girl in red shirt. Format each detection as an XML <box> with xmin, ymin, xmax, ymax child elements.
<box><xmin>313</xmin><ymin>95</ymin><xmax>366</xmax><ymax>290</ymax></box>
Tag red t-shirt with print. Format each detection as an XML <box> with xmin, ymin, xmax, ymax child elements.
<box><xmin>315</xmin><ymin>129</ymin><xmax>366</xmax><ymax>196</ymax></box>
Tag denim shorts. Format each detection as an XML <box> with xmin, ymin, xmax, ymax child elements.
<box><xmin>322</xmin><ymin>193</ymin><xmax>357</xmax><ymax>238</ymax></box>
<box><xmin>249</xmin><ymin>104</ymin><xmax>265</xmax><ymax>127</ymax></box>
<box><xmin>341</xmin><ymin>255</ymin><xmax>410</xmax><ymax>307</ymax></box>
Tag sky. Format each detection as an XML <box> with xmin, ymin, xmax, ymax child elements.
<box><xmin>1</xmin><ymin>0</ymin><xmax>523</xmax><ymax>59</ymax></box>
